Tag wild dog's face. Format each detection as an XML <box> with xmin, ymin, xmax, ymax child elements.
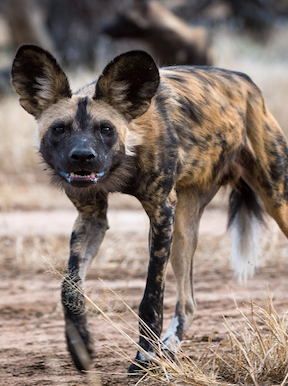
<box><xmin>12</xmin><ymin>45</ymin><xmax>159</xmax><ymax>190</ymax></box>
<box><xmin>37</xmin><ymin>96</ymin><xmax>129</xmax><ymax>189</ymax></box>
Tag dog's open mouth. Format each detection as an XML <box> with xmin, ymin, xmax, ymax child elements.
<box><xmin>59</xmin><ymin>170</ymin><xmax>105</xmax><ymax>184</ymax></box>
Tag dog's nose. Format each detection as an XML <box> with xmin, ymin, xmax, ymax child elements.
<box><xmin>69</xmin><ymin>148</ymin><xmax>96</xmax><ymax>163</ymax></box>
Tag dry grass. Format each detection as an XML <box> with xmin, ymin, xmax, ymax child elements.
<box><xmin>144</xmin><ymin>293</ymin><xmax>288</xmax><ymax>386</ymax></box>
<box><xmin>0</xmin><ymin>215</ymin><xmax>285</xmax><ymax>276</ymax></box>
<box><xmin>0</xmin><ymin>179</ymin><xmax>73</xmax><ymax>211</ymax></box>
<box><xmin>0</xmin><ymin>234</ymin><xmax>69</xmax><ymax>273</ymax></box>
<box><xmin>0</xmin><ymin>231</ymin><xmax>149</xmax><ymax>275</ymax></box>
<box><xmin>0</xmin><ymin>209</ymin><xmax>287</xmax><ymax>385</ymax></box>
<box><xmin>1</xmin><ymin>227</ymin><xmax>288</xmax><ymax>385</ymax></box>
<box><xmin>56</xmin><ymin>264</ymin><xmax>288</xmax><ymax>386</ymax></box>
<box><xmin>218</xmin><ymin>294</ymin><xmax>288</xmax><ymax>385</ymax></box>
<box><xmin>49</xmin><ymin>264</ymin><xmax>229</xmax><ymax>386</ymax></box>
<box><xmin>101</xmin><ymin>294</ymin><xmax>288</xmax><ymax>385</ymax></box>
<box><xmin>33</xmin><ymin>231</ymin><xmax>288</xmax><ymax>386</ymax></box>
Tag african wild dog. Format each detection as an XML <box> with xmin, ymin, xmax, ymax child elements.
<box><xmin>12</xmin><ymin>45</ymin><xmax>288</xmax><ymax>373</ymax></box>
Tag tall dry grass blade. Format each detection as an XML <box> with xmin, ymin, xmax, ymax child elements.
<box><xmin>280</xmin><ymin>370</ymin><xmax>288</xmax><ymax>386</ymax></box>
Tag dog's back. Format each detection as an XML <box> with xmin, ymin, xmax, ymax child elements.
<box><xmin>132</xmin><ymin>65</ymin><xmax>288</xmax><ymax>281</ymax></box>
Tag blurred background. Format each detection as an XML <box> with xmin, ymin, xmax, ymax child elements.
<box><xmin>0</xmin><ymin>0</ymin><xmax>288</xmax><ymax>211</ymax></box>
<box><xmin>1</xmin><ymin>4</ymin><xmax>288</xmax><ymax>383</ymax></box>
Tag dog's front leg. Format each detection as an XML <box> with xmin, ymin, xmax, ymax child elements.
<box><xmin>128</xmin><ymin>194</ymin><xmax>176</xmax><ymax>373</ymax></box>
<box><xmin>62</xmin><ymin>193</ymin><xmax>108</xmax><ymax>371</ymax></box>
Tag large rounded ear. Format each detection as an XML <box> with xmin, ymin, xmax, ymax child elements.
<box><xmin>11</xmin><ymin>45</ymin><xmax>71</xmax><ymax>119</ymax></box>
<box><xmin>94</xmin><ymin>51</ymin><xmax>160</xmax><ymax>121</ymax></box>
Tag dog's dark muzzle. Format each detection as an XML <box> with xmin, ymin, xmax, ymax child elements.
<box><xmin>59</xmin><ymin>146</ymin><xmax>106</xmax><ymax>186</ymax></box>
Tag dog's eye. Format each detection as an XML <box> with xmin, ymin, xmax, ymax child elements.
<box><xmin>100</xmin><ymin>127</ymin><xmax>110</xmax><ymax>134</ymax></box>
<box><xmin>54</xmin><ymin>127</ymin><xmax>65</xmax><ymax>134</ymax></box>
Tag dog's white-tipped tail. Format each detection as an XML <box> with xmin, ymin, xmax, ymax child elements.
<box><xmin>229</xmin><ymin>209</ymin><xmax>261</xmax><ymax>282</ymax></box>
<box><xmin>228</xmin><ymin>178</ymin><xmax>264</xmax><ymax>283</ymax></box>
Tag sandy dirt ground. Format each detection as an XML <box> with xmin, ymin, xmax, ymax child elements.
<box><xmin>1</xmin><ymin>206</ymin><xmax>288</xmax><ymax>385</ymax></box>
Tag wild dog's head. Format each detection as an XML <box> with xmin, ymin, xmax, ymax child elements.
<box><xmin>11</xmin><ymin>45</ymin><xmax>159</xmax><ymax>192</ymax></box>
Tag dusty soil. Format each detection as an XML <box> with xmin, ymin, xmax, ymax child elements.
<box><xmin>1</xmin><ymin>206</ymin><xmax>288</xmax><ymax>385</ymax></box>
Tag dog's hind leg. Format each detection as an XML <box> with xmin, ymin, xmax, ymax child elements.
<box><xmin>62</xmin><ymin>192</ymin><xmax>108</xmax><ymax>371</ymax></box>
<box><xmin>162</xmin><ymin>187</ymin><xmax>218</xmax><ymax>353</ymax></box>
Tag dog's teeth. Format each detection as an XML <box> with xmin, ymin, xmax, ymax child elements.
<box><xmin>65</xmin><ymin>171</ymin><xmax>100</xmax><ymax>181</ymax></box>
